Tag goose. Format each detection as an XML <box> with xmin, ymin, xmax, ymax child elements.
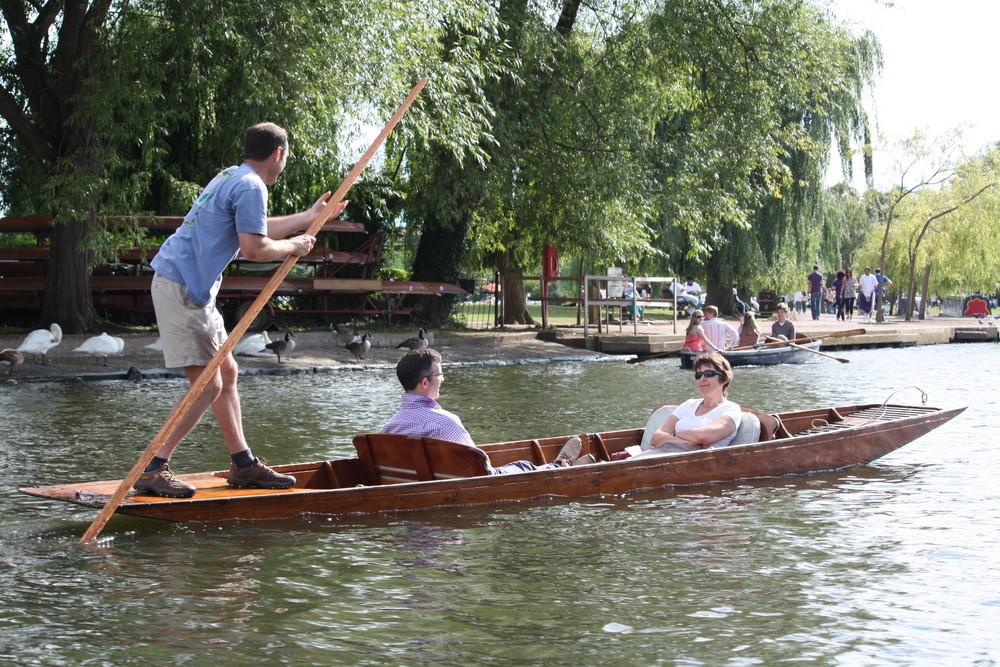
<box><xmin>395</xmin><ymin>328</ymin><xmax>429</xmax><ymax>351</ymax></box>
<box><xmin>233</xmin><ymin>331</ymin><xmax>273</xmax><ymax>357</ymax></box>
<box><xmin>73</xmin><ymin>333</ymin><xmax>125</xmax><ymax>367</ymax></box>
<box><xmin>265</xmin><ymin>332</ymin><xmax>295</xmax><ymax>363</ymax></box>
<box><xmin>16</xmin><ymin>323</ymin><xmax>63</xmax><ymax>365</ymax></box>
<box><xmin>330</xmin><ymin>323</ymin><xmax>357</xmax><ymax>346</ymax></box>
<box><xmin>1</xmin><ymin>348</ymin><xmax>24</xmax><ymax>376</ymax></box>
<box><xmin>346</xmin><ymin>332</ymin><xmax>373</xmax><ymax>364</ymax></box>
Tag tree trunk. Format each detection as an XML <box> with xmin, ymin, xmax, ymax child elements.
<box><xmin>919</xmin><ymin>262</ymin><xmax>932</xmax><ymax>320</ymax></box>
<box><xmin>497</xmin><ymin>251</ymin><xmax>534</xmax><ymax>325</ymax></box>
<box><xmin>409</xmin><ymin>145</ymin><xmax>482</xmax><ymax>326</ymax></box>
<box><xmin>39</xmin><ymin>217</ymin><xmax>99</xmax><ymax>333</ymax></box>
<box><xmin>410</xmin><ymin>216</ymin><xmax>469</xmax><ymax>327</ymax></box>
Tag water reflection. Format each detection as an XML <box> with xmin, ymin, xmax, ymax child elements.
<box><xmin>1</xmin><ymin>344</ymin><xmax>998</xmax><ymax>664</ymax></box>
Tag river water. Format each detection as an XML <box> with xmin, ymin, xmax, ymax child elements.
<box><xmin>1</xmin><ymin>343</ymin><xmax>997</xmax><ymax>665</ymax></box>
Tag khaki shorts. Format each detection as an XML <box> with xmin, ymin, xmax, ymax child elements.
<box><xmin>151</xmin><ymin>274</ymin><xmax>227</xmax><ymax>368</ymax></box>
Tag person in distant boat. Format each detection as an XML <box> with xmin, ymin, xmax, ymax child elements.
<box><xmin>138</xmin><ymin>122</ymin><xmax>347</xmax><ymax>498</ymax></box>
<box><xmin>736</xmin><ymin>311</ymin><xmax>761</xmax><ymax>348</ymax></box>
<box><xmin>640</xmin><ymin>352</ymin><xmax>742</xmax><ymax>455</ymax></box>
<box><xmin>384</xmin><ymin>349</ymin><xmax>592</xmax><ymax>471</ymax></box>
<box><xmin>770</xmin><ymin>302</ymin><xmax>796</xmax><ymax>341</ymax></box>
<box><xmin>701</xmin><ymin>305</ymin><xmax>739</xmax><ymax>350</ymax></box>
<box><xmin>682</xmin><ymin>310</ymin><xmax>722</xmax><ymax>353</ymax></box>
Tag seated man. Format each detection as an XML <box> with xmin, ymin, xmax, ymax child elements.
<box><xmin>701</xmin><ymin>305</ymin><xmax>738</xmax><ymax>350</ymax></box>
<box><xmin>770</xmin><ymin>302</ymin><xmax>796</xmax><ymax>341</ymax></box>
<box><xmin>384</xmin><ymin>349</ymin><xmax>592</xmax><ymax>472</ymax></box>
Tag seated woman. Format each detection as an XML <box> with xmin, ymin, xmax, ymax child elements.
<box><xmin>736</xmin><ymin>311</ymin><xmax>761</xmax><ymax>348</ymax></box>
<box><xmin>637</xmin><ymin>351</ymin><xmax>741</xmax><ymax>456</ymax></box>
<box><xmin>682</xmin><ymin>310</ymin><xmax>722</xmax><ymax>353</ymax></box>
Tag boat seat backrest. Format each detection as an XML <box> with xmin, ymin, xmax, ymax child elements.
<box><xmin>750</xmin><ymin>410</ymin><xmax>783</xmax><ymax>441</ymax></box>
<box><xmin>730</xmin><ymin>412</ymin><xmax>761</xmax><ymax>446</ymax></box>
<box><xmin>640</xmin><ymin>405</ymin><xmax>678</xmax><ymax>450</ymax></box>
<box><xmin>422</xmin><ymin>437</ymin><xmax>492</xmax><ymax>480</ymax></box>
<box><xmin>353</xmin><ymin>434</ymin><xmax>491</xmax><ymax>485</ymax></box>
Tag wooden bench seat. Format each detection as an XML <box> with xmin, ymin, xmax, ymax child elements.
<box><xmin>353</xmin><ymin>434</ymin><xmax>492</xmax><ymax>485</ymax></box>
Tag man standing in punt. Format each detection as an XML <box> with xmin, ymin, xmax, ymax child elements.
<box><xmin>137</xmin><ymin>122</ymin><xmax>346</xmax><ymax>497</ymax></box>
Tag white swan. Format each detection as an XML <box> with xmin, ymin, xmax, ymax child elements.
<box><xmin>233</xmin><ymin>331</ymin><xmax>273</xmax><ymax>357</ymax></box>
<box><xmin>17</xmin><ymin>323</ymin><xmax>63</xmax><ymax>365</ymax></box>
<box><xmin>73</xmin><ymin>332</ymin><xmax>125</xmax><ymax>367</ymax></box>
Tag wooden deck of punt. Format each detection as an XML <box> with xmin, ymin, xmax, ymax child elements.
<box><xmin>20</xmin><ymin>403</ymin><xmax>965</xmax><ymax>524</ymax></box>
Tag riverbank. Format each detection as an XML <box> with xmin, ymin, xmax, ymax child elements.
<box><xmin>1</xmin><ymin>312</ymin><xmax>995</xmax><ymax>382</ymax></box>
<box><xmin>0</xmin><ymin>326</ymin><xmax>606</xmax><ymax>383</ymax></box>
<box><xmin>574</xmin><ymin>311</ymin><xmax>998</xmax><ymax>354</ymax></box>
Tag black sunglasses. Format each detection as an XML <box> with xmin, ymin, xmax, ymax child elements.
<box><xmin>694</xmin><ymin>369</ymin><xmax>721</xmax><ymax>380</ymax></box>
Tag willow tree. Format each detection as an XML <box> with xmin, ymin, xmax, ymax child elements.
<box><xmin>876</xmin><ymin>145</ymin><xmax>998</xmax><ymax>319</ymax></box>
<box><xmin>694</xmin><ymin>2</ymin><xmax>881</xmax><ymax>307</ymax></box>
<box><xmin>1</xmin><ymin>0</ymin><xmax>502</xmax><ymax>331</ymax></box>
<box><xmin>403</xmin><ymin>0</ymin><xmax>881</xmax><ymax>324</ymax></box>
<box><xmin>1</xmin><ymin>0</ymin><xmax>118</xmax><ymax>332</ymax></box>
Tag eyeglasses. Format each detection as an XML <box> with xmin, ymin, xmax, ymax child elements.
<box><xmin>694</xmin><ymin>369</ymin><xmax>721</xmax><ymax>380</ymax></box>
<box><xmin>422</xmin><ymin>373</ymin><xmax>444</xmax><ymax>381</ymax></box>
<box><xmin>693</xmin><ymin>315</ymin><xmax>703</xmax><ymax>319</ymax></box>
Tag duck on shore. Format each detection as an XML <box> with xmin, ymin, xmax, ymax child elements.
<box><xmin>346</xmin><ymin>332</ymin><xmax>373</xmax><ymax>364</ymax></box>
<box><xmin>1</xmin><ymin>348</ymin><xmax>23</xmax><ymax>376</ymax></box>
<box><xmin>265</xmin><ymin>332</ymin><xmax>295</xmax><ymax>363</ymax></box>
<box><xmin>395</xmin><ymin>328</ymin><xmax>428</xmax><ymax>351</ymax></box>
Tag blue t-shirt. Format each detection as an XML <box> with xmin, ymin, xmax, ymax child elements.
<box><xmin>151</xmin><ymin>163</ymin><xmax>268</xmax><ymax>307</ymax></box>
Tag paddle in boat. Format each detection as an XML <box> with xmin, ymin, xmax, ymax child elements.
<box><xmin>21</xmin><ymin>401</ymin><xmax>964</xmax><ymax>525</ymax></box>
<box><xmin>630</xmin><ymin>328</ymin><xmax>865</xmax><ymax>366</ymax></box>
<box><xmin>679</xmin><ymin>339</ymin><xmax>821</xmax><ymax>369</ymax></box>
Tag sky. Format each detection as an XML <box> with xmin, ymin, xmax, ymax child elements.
<box><xmin>825</xmin><ymin>0</ymin><xmax>1000</xmax><ymax>189</ymax></box>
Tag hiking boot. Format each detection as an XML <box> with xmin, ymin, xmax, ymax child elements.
<box><xmin>553</xmin><ymin>436</ymin><xmax>583</xmax><ymax>467</ymax></box>
<box><xmin>134</xmin><ymin>463</ymin><xmax>195</xmax><ymax>498</ymax></box>
<box><xmin>227</xmin><ymin>458</ymin><xmax>296</xmax><ymax>489</ymax></box>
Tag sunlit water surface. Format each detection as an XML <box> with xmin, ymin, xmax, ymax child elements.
<box><xmin>1</xmin><ymin>344</ymin><xmax>997</xmax><ymax>665</ymax></box>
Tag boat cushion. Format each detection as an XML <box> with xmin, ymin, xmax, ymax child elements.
<box><xmin>730</xmin><ymin>412</ymin><xmax>761</xmax><ymax>446</ymax></box>
<box><xmin>639</xmin><ymin>405</ymin><xmax>679</xmax><ymax>450</ymax></box>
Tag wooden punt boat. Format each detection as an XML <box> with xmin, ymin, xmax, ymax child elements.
<box><xmin>20</xmin><ymin>403</ymin><xmax>963</xmax><ymax>525</ymax></box>
<box><xmin>679</xmin><ymin>339</ymin><xmax>822</xmax><ymax>369</ymax></box>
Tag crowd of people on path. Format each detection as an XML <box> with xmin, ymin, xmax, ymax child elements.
<box><xmin>796</xmin><ymin>265</ymin><xmax>892</xmax><ymax>325</ymax></box>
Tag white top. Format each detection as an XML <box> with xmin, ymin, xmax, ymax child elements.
<box><xmin>858</xmin><ymin>273</ymin><xmax>878</xmax><ymax>298</ymax></box>
<box><xmin>670</xmin><ymin>398</ymin><xmax>742</xmax><ymax>448</ymax></box>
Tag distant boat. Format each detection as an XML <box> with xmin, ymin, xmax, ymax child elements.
<box><xmin>679</xmin><ymin>339</ymin><xmax>822</xmax><ymax>369</ymax></box>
